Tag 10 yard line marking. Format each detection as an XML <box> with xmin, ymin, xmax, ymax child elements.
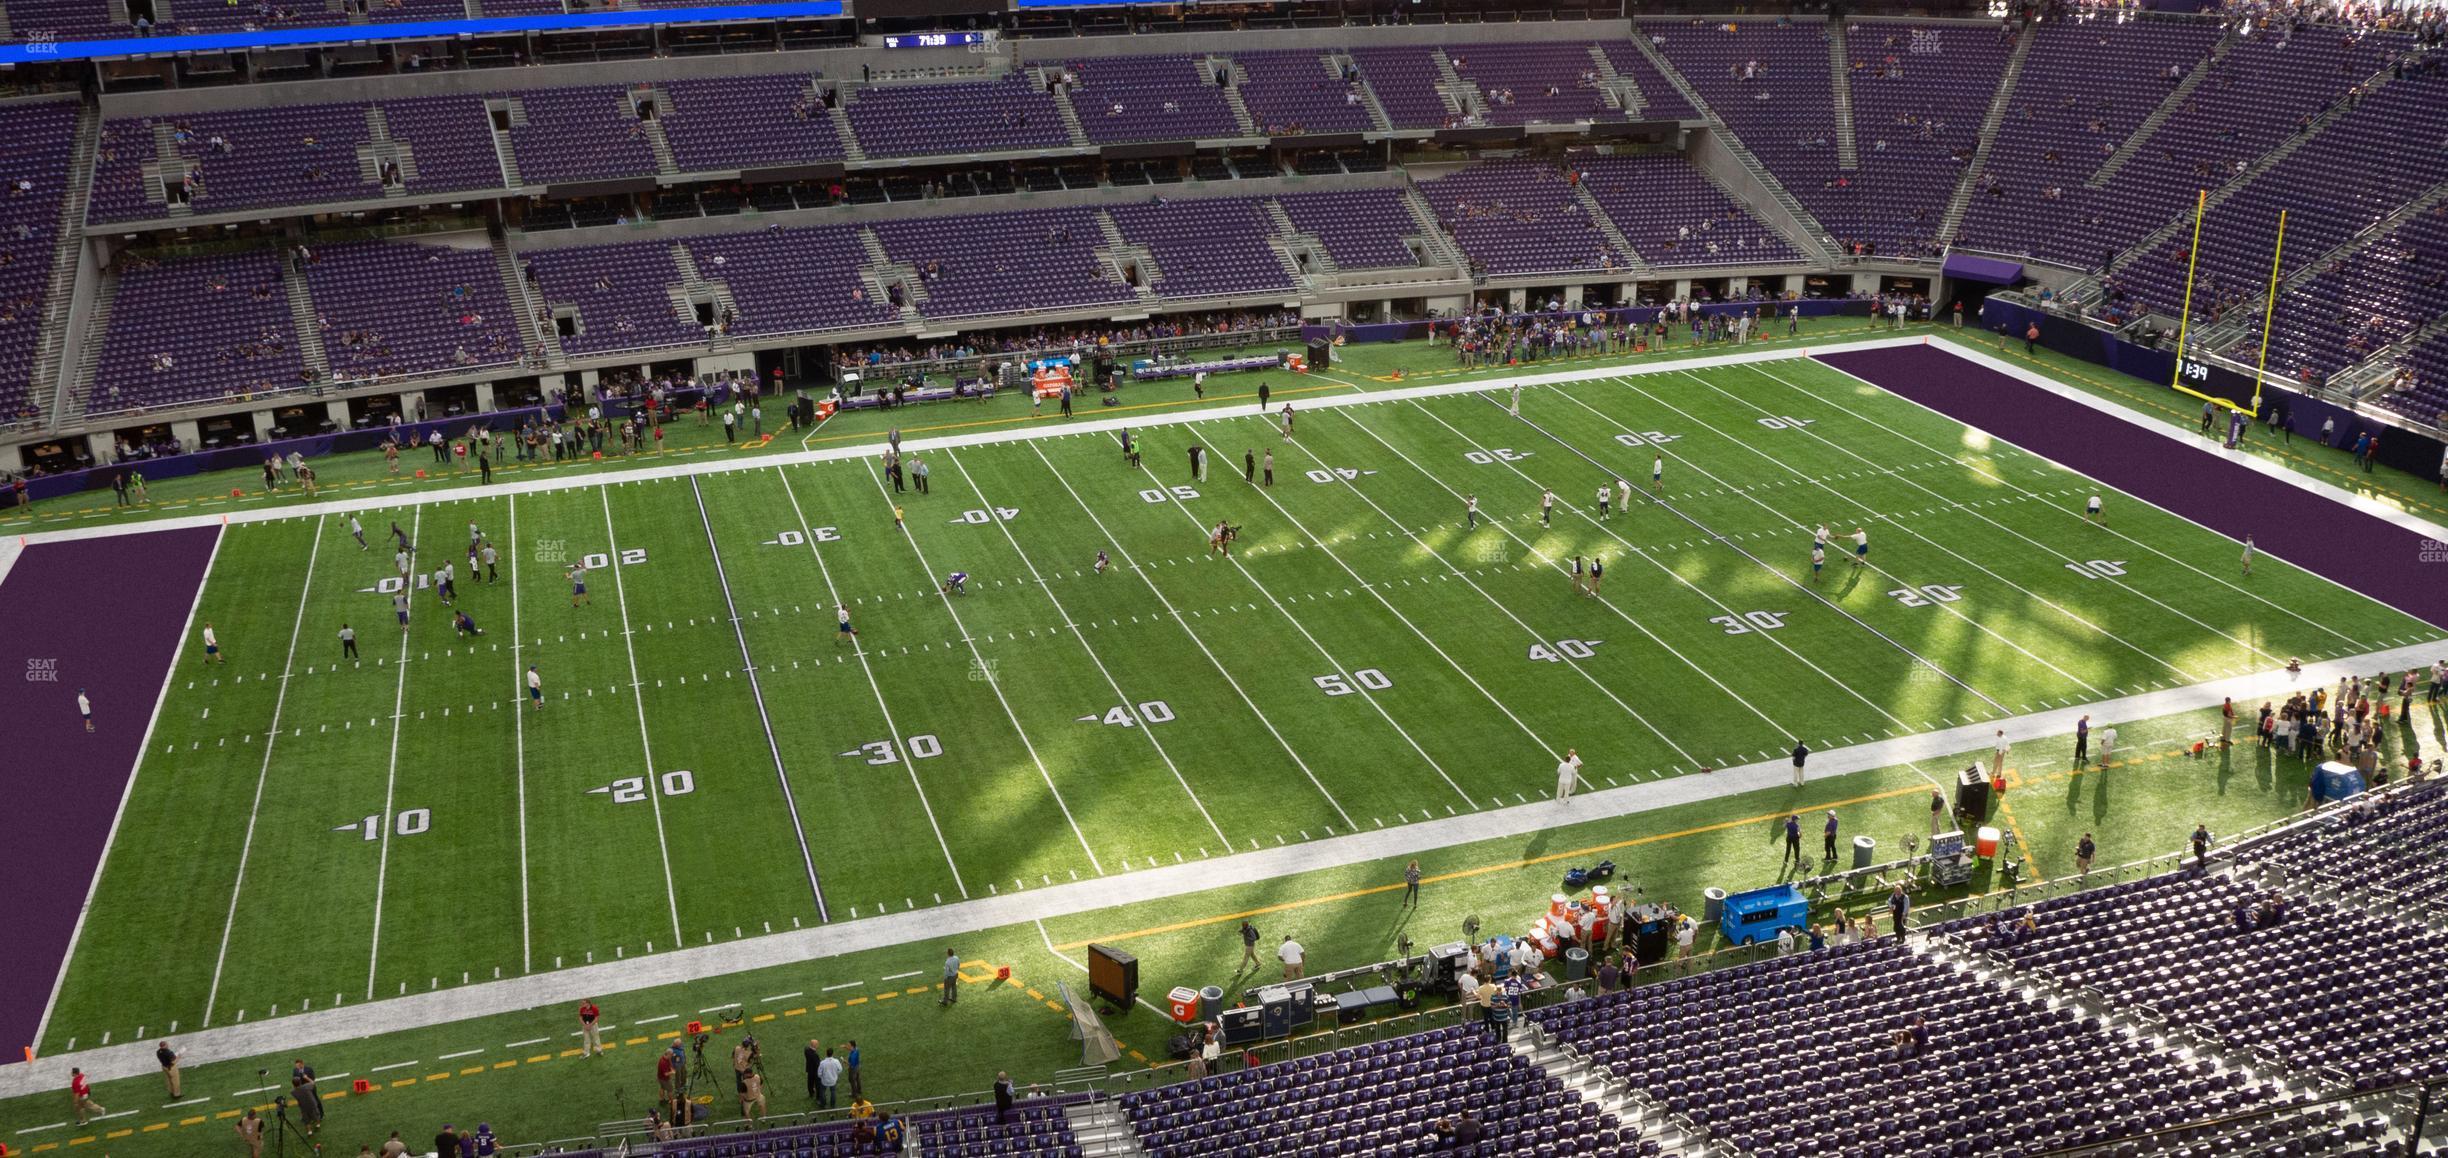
<box><xmin>769</xmin><ymin>464</ymin><xmax>967</xmax><ymax>898</ymax></box>
<box><xmin>944</xmin><ymin>448</ymin><xmax>1234</xmax><ymax>850</ymax></box>
<box><xmin>601</xmin><ymin>488</ymin><xmax>687</xmax><ymax>944</ymax></box>
<box><xmin>366</xmin><ymin>506</ymin><xmax>423</xmax><ymax>1000</ymax></box>
<box><xmin>860</xmin><ymin>457</ymin><xmax>1104</xmax><ymax>875</ymax></box>
<box><xmin>509</xmin><ymin>495</ymin><xmax>532</xmax><ymax>974</ymax></box>
<box><xmin>204</xmin><ymin>514</ymin><xmax>327</xmax><ymax>1026</ymax></box>
<box><xmin>690</xmin><ymin>476</ymin><xmax>828</xmax><ymax>921</ymax></box>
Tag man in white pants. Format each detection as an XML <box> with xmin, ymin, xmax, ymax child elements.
<box><xmin>1989</xmin><ymin>730</ymin><xmax>2010</xmax><ymax>781</ymax></box>
<box><xmin>1556</xmin><ymin>748</ymin><xmax>1583</xmax><ymax>802</ymax></box>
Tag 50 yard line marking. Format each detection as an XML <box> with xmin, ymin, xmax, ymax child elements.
<box><xmin>689</xmin><ymin>477</ymin><xmax>827</xmax><ymax>921</ymax></box>
<box><xmin>508</xmin><ymin>495</ymin><xmax>531</xmax><ymax>973</ymax></box>
<box><xmin>769</xmin><ymin>465</ymin><xmax>967</xmax><ymax>898</ymax></box>
<box><xmin>600</xmin><ymin>487</ymin><xmax>686</xmax><ymax>944</ymax></box>
<box><xmin>202</xmin><ymin>516</ymin><xmax>327</xmax><ymax>1026</ymax></box>
<box><xmin>365</xmin><ymin>506</ymin><xmax>422</xmax><ymax>1000</ymax></box>
<box><xmin>859</xmin><ymin>457</ymin><xmax>1104</xmax><ymax>875</ymax></box>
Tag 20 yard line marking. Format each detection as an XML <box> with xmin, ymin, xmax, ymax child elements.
<box><xmin>366</xmin><ymin>506</ymin><xmax>423</xmax><ymax>1000</ymax></box>
<box><xmin>690</xmin><ymin>476</ymin><xmax>827</xmax><ymax>921</ymax></box>
<box><xmin>202</xmin><ymin>516</ymin><xmax>325</xmax><ymax>1027</ymax></box>
<box><xmin>944</xmin><ymin>449</ymin><xmax>1234</xmax><ymax>851</ymax></box>
<box><xmin>600</xmin><ymin>488</ymin><xmax>687</xmax><ymax>944</ymax></box>
<box><xmin>1026</xmin><ymin>442</ymin><xmax>1362</xmax><ymax>829</ymax></box>
<box><xmin>860</xmin><ymin>458</ymin><xmax>1103</xmax><ymax>875</ymax></box>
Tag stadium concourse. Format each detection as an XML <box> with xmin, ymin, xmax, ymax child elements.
<box><xmin>4</xmin><ymin>0</ymin><xmax>2448</xmax><ymax>1153</ymax></box>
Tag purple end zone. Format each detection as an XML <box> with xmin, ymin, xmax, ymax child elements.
<box><xmin>1817</xmin><ymin>345</ymin><xmax>2448</xmax><ymax>632</ymax></box>
<box><xmin>0</xmin><ymin>525</ymin><xmax>221</xmax><ymax>1053</ymax></box>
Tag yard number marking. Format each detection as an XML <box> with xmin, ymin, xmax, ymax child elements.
<box><xmin>1463</xmin><ymin>448</ymin><xmax>1531</xmax><ymax>464</ymax></box>
<box><xmin>838</xmin><ymin>736</ymin><xmax>943</xmax><ymax>765</ymax></box>
<box><xmin>2063</xmin><ymin>559</ymin><xmax>2128</xmax><ymax>579</ymax></box>
<box><xmin>1885</xmin><ymin>585</ymin><xmax>1965</xmax><ymax>607</ymax></box>
<box><xmin>1079</xmin><ymin>702</ymin><xmax>1174</xmax><ymax>727</ymax></box>
<box><xmin>1140</xmin><ymin>486</ymin><xmax>1201</xmax><ymax>503</ymax></box>
<box><xmin>1709</xmin><ymin>611</ymin><xmax>1788</xmax><ymax>634</ymax></box>
<box><xmin>337</xmin><ymin>808</ymin><xmax>430</xmax><ymax>840</ymax></box>
<box><xmin>1755</xmin><ymin>416</ymin><xmax>1814</xmax><ymax>430</ymax></box>
<box><xmin>1527</xmin><ymin>639</ymin><xmax>1604</xmax><ymax>662</ymax></box>
<box><xmin>955</xmin><ymin>508</ymin><xmax>1022</xmax><ymax>524</ymax></box>
<box><xmin>1613</xmin><ymin>432</ymin><xmax>1681</xmax><ymax>447</ymax></box>
<box><xmin>590</xmin><ymin>770</ymin><xmax>698</xmax><ymax>802</ymax></box>
<box><xmin>768</xmin><ymin>528</ymin><xmax>843</xmax><ymax>547</ymax></box>
<box><xmin>1312</xmin><ymin>668</ymin><xmax>1392</xmax><ymax>696</ymax></box>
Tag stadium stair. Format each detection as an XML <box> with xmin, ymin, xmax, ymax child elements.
<box><xmin>1336</xmin><ymin>52</ymin><xmax>1396</xmax><ymax>134</ymax></box>
<box><xmin>666</xmin><ymin>244</ymin><xmax>739</xmax><ymax>352</ymax></box>
<box><xmin>59</xmin><ymin>271</ymin><xmax>114</xmax><ymax>424</ymax></box>
<box><xmin>490</xmin><ymin>99</ymin><xmax>526</xmax><ymax>189</ymax></box>
<box><xmin>1829</xmin><ymin>26</ymin><xmax>1858</xmax><ymax>171</ymax></box>
<box><xmin>2087</xmin><ymin>26</ymin><xmax>2240</xmax><ymax>189</ymax></box>
<box><xmin>31</xmin><ymin>101</ymin><xmax>100</xmax><ymax>429</ymax></box>
<box><xmin>1212</xmin><ymin>56</ymin><xmax>1259</xmax><ymax>137</ymax></box>
<box><xmin>1260</xmin><ymin>199</ymin><xmax>1331</xmax><ymax>289</ymax></box>
<box><xmin>1398</xmin><ymin>186</ymin><xmax>1472</xmax><ymax>272</ymax></box>
<box><xmin>2200</xmin><ymin>178</ymin><xmax>2448</xmax><ymax>353</ymax></box>
<box><xmin>493</xmin><ymin>238</ymin><xmax>562</xmax><ymax>369</ymax></box>
<box><xmin>1064</xmin><ymin>1098</ymin><xmax>1148</xmax><ymax>1157</ymax></box>
<box><xmin>1093</xmin><ymin>209</ymin><xmax>1164</xmax><ymax>307</ymax></box>
<box><xmin>1625</xmin><ymin>31</ymin><xmax>1837</xmax><ymax>264</ymax></box>
<box><xmin>1431</xmin><ymin>49</ymin><xmax>1489</xmax><ymax>125</ymax></box>
<box><xmin>148</xmin><ymin>121</ymin><xmax>193</xmax><ymax>219</ymax></box>
<box><xmin>855</xmin><ymin>227</ymin><xmax>928</xmax><ymax>326</ymax></box>
<box><xmin>1513</xmin><ymin>1020</ymin><xmax>1707</xmax><ymax>1155</ymax></box>
<box><xmin>1938</xmin><ymin>19</ymin><xmax>2034</xmax><ymax>247</ymax></box>
<box><xmin>1047</xmin><ymin>70</ymin><xmax>1092</xmax><ymax>150</ymax></box>
<box><xmin>280</xmin><ymin>248</ymin><xmax>333</xmax><ymax>381</ymax></box>
<box><xmin>1588</xmin><ymin>43</ymin><xmax>1642</xmax><ymax>117</ymax></box>
<box><xmin>824</xmin><ymin>91</ymin><xmax>866</xmax><ymax>164</ymax></box>
<box><xmin>638</xmin><ymin>88</ymin><xmax>681</xmax><ymax>178</ymax></box>
<box><xmin>1573</xmin><ymin>182</ymin><xmax>1645</xmax><ymax>274</ymax></box>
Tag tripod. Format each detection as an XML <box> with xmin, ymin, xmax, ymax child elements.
<box><xmin>267</xmin><ymin>1095</ymin><xmax>317</xmax><ymax>1158</ymax></box>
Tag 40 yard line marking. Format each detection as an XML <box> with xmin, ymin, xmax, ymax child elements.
<box><xmin>943</xmin><ymin>449</ymin><xmax>1234</xmax><ymax>851</ymax></box>
<box><xmin>365</xmin><ymin>506</ymin><xmax>422</xmax><ymax>1000</ymax></box>
<box><xmin>600</xmin><ymin>487</ymin><xmax>686</xmax><ymax>944</ymax></box>
<box><xmin>770</xmin><ymin>465</ymin><xmax>966</xmax><ymax>898</ymax></box>
<box><xmin>203</xmin><ymin>515</ymin><xmax>327</xmax><ymax>1027</ymax></box>
<box><xmin>690</xmin><ymin>476</ymin><xmax>828</xmax><ymax>921</ymax></box>
<box><xmin>860</xmin><ymin>458</ymin><xmax>1103</xmax><ymax>875</ymax></box>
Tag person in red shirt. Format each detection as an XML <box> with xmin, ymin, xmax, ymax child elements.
<box><xmin>70</xmin><ymin>1067</ymin><xmax>104</xmax><ymax>1125</ymax></box>
<box><xmin>579</xmin><ymin>999</ymin><xmax>602</xmax><ymax>1057</ymax></box>
<box><xmin>657</xmin><ymin>1044</ymin><xmax>682</xmax><ymax>1123</ymax></box>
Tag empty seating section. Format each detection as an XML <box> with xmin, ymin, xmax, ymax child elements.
<box><xmin>1953</xmin><ymin>871</ymin><xmax>2448</xmax><ymax>1086</ymax></box>
<box><xmin>473</xmin><ymin>0</ymin><xmax>568</xmax><ymax>14</ymax></box>
<box><xmin>1275</xmin><ymin>189</ymin><xmax>1421</xmax><ymax>269</ymax></box>
<box><xmin>905</xmin><ymin>1101</ymin><xmax>1082</xmax><ymax>1158</ymax></box>
<box><xmin>683</xmin><ymin>226</ymin><xmax>896</xmax><ymax>337</ymax></box>
<box><xmin>1448</xmin><ymin>42</ymin><xmax>1619</xmax><ymax>126</ymax></box>
<box><xmin>169</xmin><ymin>0</ymin><xmax>460</xmax><ymax>34</ymax></box>
<box><xmin>2238</xmin><ymin>783</ymin><xmax>2448</xmax><ymax>910</ymax></box>
<box><xmin>1641</xmin><ymin>20</ymin><xmax>1845</xmax><ymax>245</ymax></box>
<box><xmin>1838</xmin><ymin>21</ymin><xmax>2016</xmax><ymax>255</ymax></box>
<box><xmin>871</xmin><ymin>208</ymin><xmax>1130</xmax><ymax>319</ymax></box>
<box><xmin>92</xmin><ymin>251</ymin><xmax>303</xmax><ymax>414</ymax></box>
<box><xmin>1</xmin><ymin>0</ymin><xmax>123</xmax><ymax>40</ymax></box>
<box><xmin>1957</xmin><ymin>20</ymin><xmax>2222</xmax><ymax>265</ymax></box>
<box><xmin>1532</xmin><ymin>938</ymin><xmax>2281</xmax><ymax>1155</ymax></box>
<box><xmin>2382</xmin><ymin>332</ymin><xmax>2448</xmax><ymax>422</ymax></box>
<box><xmin>1347</xmin><ymin>47</ymin><xmax>1453</xmax><ymax>130</ymax></box>
<box><xmin>845</xmin><ymin>76</ymin><xmax>1070</xmax><ymax>158</ymax></box>
<box><xmin>2088</xmin><ymin>27</ymin><xmax>2406</xmax><ymax>261</ymax></box>
<box><xmin>2231</xmin><ymin>209</ymin><xmax>2448</xmax><ymax>381</ymax></box>
<box><xmin>381</xmin><ymin>96</ymin><xmax>505</xmax><ymax>195</ymax></box>
<box><xmin>90</xmin><ymin>104</ymin><xmax>378</xmax><ymax>223</ymax></box>
<box><xmin>1122</xmin><ymin>1023</ymin><xmax>1634</xmax><ymax>1158</ymax></box>
<box><xmin>0</xmin><ymin>0</ymin><xmax>789</xmax><ymax>38</ymax></box>
<box><xmin>0</xmin><ymin>100</ymin><xmax>77</xmax><ymax>423</ymax></box>
<box><xmin>527</xmin><ymin>241</ymin><xmax>700</xmax><ymax>356</ymax></box>
<box><xmin>506</xmin><ymin>86</ymin><xmax>655</xmax><ymax>185</ymax></box>
<box><xmin>1069</xmin><ymin>55</ymin><xmax>1238</xmax><ymax>143</ymax></box>
<box><xmin>2112</xmin><ymin>72</ymin><xmax>2448</xmax><ymax>322</ymax></box>
<box><xmin>1234</xmin><ymin>49</ymin><xmax>1373</xmax><ymax>136</ymax></box>
<box><xmin>1418</xmin><ymin>160</ymin><xmax>1623</xmax><ymax>276</ymax></box>
<box><xmin>1598</xmin><ymin>41</ymin><xmax>1699</xmax><ymax>121</ymax></box>
<box><xmin>660</xmin><ymin>74</ymin><xmax>845</xmax><ymax>172</ymax></box>
<box><xmin>1576</xmin><ymin>153</ymin><xmax>1798</xmax><ymax>266</ymax></box>
<box><xmin>303</xmin><ymin>241</ymin><xmax>521</xmax><ymax>380</ymax></box>
<box><xmin>1109</xmin><ymin>200</ymin><xmax>1294</xmax><ymax>299</ymax></box>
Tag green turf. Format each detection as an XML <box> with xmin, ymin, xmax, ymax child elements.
<box><xmin>5</xmin><ymin>691</ymin><xmax>2435</xmax><ymax>1156</ymax></box>
<box><xmin>35</xmin><ymin>352</ymin><xmax>2442</xmax><ymax>1061</ymax></box>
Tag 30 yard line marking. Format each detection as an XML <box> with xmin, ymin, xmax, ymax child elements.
<box><xmin>366</xmin><ymin>506</ymin><xmax>422</xmax><ymax>1000</ymax></box>
<box><xmin>1025</xmin><ymin>441</ymin><xmax>1360</xmax><ymax>829</ymax></box>
<box><xmin>859</xmin><ymin>458</ymin><xmax>1103</xmax><ymax>875</ymax></box>
<box><xmin>600</xmin><ymin>487</ymin><xmax>686</xmax><ymax>943</ymax></box>
<box><xmin>945</xmin><ymin>448</ymin><xmax>1234</xmax><ymax>850</ymax></box>
<box><xmin>690</xmin><ymin>476</ymin><xmax>828</xmax><ymax>921</ymax></box>
<box><xmin>770</xmin><ymin>465</ymin><xmax>966</xmax><ymax>898</ymax></box>
<box><xmin>508</xmin><ymin>495</ymin><xmax>531</xmax><ymax>973</ymax></box>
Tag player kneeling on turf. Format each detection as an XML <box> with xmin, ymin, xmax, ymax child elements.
<box><xmin>942</xmin><ymin>571</ymin><xmax>968</xmax><ymax>597</ymax></box>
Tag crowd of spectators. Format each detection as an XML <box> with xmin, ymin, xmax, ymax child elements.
<box><xmin>825</xmin><ymin>308</ymin><xmax>1301</xmax><ymax>377</ymax></box>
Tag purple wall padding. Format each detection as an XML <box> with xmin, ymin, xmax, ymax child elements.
<box><xmin>0</xmin><ymin>524</ymin><xmax>222</xmax><ymax>1052</ymax></box>
<box><xmin>1817</xmin><ymin>344</ymin><xmax>2448</xmax><ymax>632</ymax></box>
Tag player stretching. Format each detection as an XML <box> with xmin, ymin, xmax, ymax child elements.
<box><xmin>1210</xmin><ymin>521</ymin><xmax>1237</xmax><ymax>557</ymax></box>
<box><xmin>1094</xmin><ymin>550</ymin><xmax>1110</xmax><ymax>575</ymax></box>
<box><xmin>2085</xmin><ymin>494</ymin><xmax>2104</xmax><ymax>523</ymax></box>
<box><xmin>941</xmin><ymin>571</ymin><xmax>969</xmax><ymax>597</ymax></box>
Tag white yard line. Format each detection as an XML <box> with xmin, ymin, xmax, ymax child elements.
<box><xmin>203</xmin><ymin>516</ymin><xmax>327</xmax><ymax>1027</ymax></box>
<box><xmin>1022</xmin><ymin>441</ymin><xmax>1359</xmax><ymax>830</ymax></box>
<box><xmin>688</xmin><ymin>476</ymin><xmax>828</xmax><ymax>920</ymax></box>
<box><xmin>1264</xmin><ymin>417</ymin><xmax>1704</xmax><ymax>772</ymax></box>
<box><xmin>31</xmin><ymin>523</ymin><xmax>225</xmax><ymax>1049</ymax></box>
<box><xmin>1110</xmin><ymin>449</ymin><xmax>1485</xmax><ymax>811</ymax></box>
<box><xmin>1341</xmin><ymin>401</ymin><xmax>1813</xmax><ymax>746</ymax></box>
<box><xmin>364</xmin><ymin>506</ymin><xmax>422</xmax><ymax>1001</ymax></box>
<box><xmin>768</xmin><ymin>464</ymin><xmax>966</xmax><ymax>898</ymax></box>
<box><xmin>1395</xmin><ymin>397</ymin><xmax>1914</xmax><ymax>734</ymax></box>
<box><xmin>1785</xmin><ymin>355</ymin><xmax>2377</xmax><ymax>649</ymax></box>
<box><xmin>1715</xmin><ymin>365</ymin><xmax>2283</xmax><ymax>667</ymax></box>
<box><xmin>508</xmin><ymin>495</ymin><xmax>532</xmax><ymax>975</ymax></box>
<box><xmin>942</xmin><ymin>448</ymin><xmax>1235</xmax><ymax>851</ymax></box>
<box><xmin>856</xmin><ymin>458</ymin><xmax>1103</xmax><ymax>875</ymax></box>
<box><xmin>599</xmin><ymin>486</ymin><xmax>686</xmax><ymax>944</ymax></box>
<box><xmin>16</xmin><ymin>640</ymin><xmax>2435</xmax><ymax>1100</ymax></box>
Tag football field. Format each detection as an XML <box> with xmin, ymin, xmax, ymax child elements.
<box><xmin>37</xmin><ymin>352</ymin><xmax>2441</xmax><ymax>1054</ymax></box>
